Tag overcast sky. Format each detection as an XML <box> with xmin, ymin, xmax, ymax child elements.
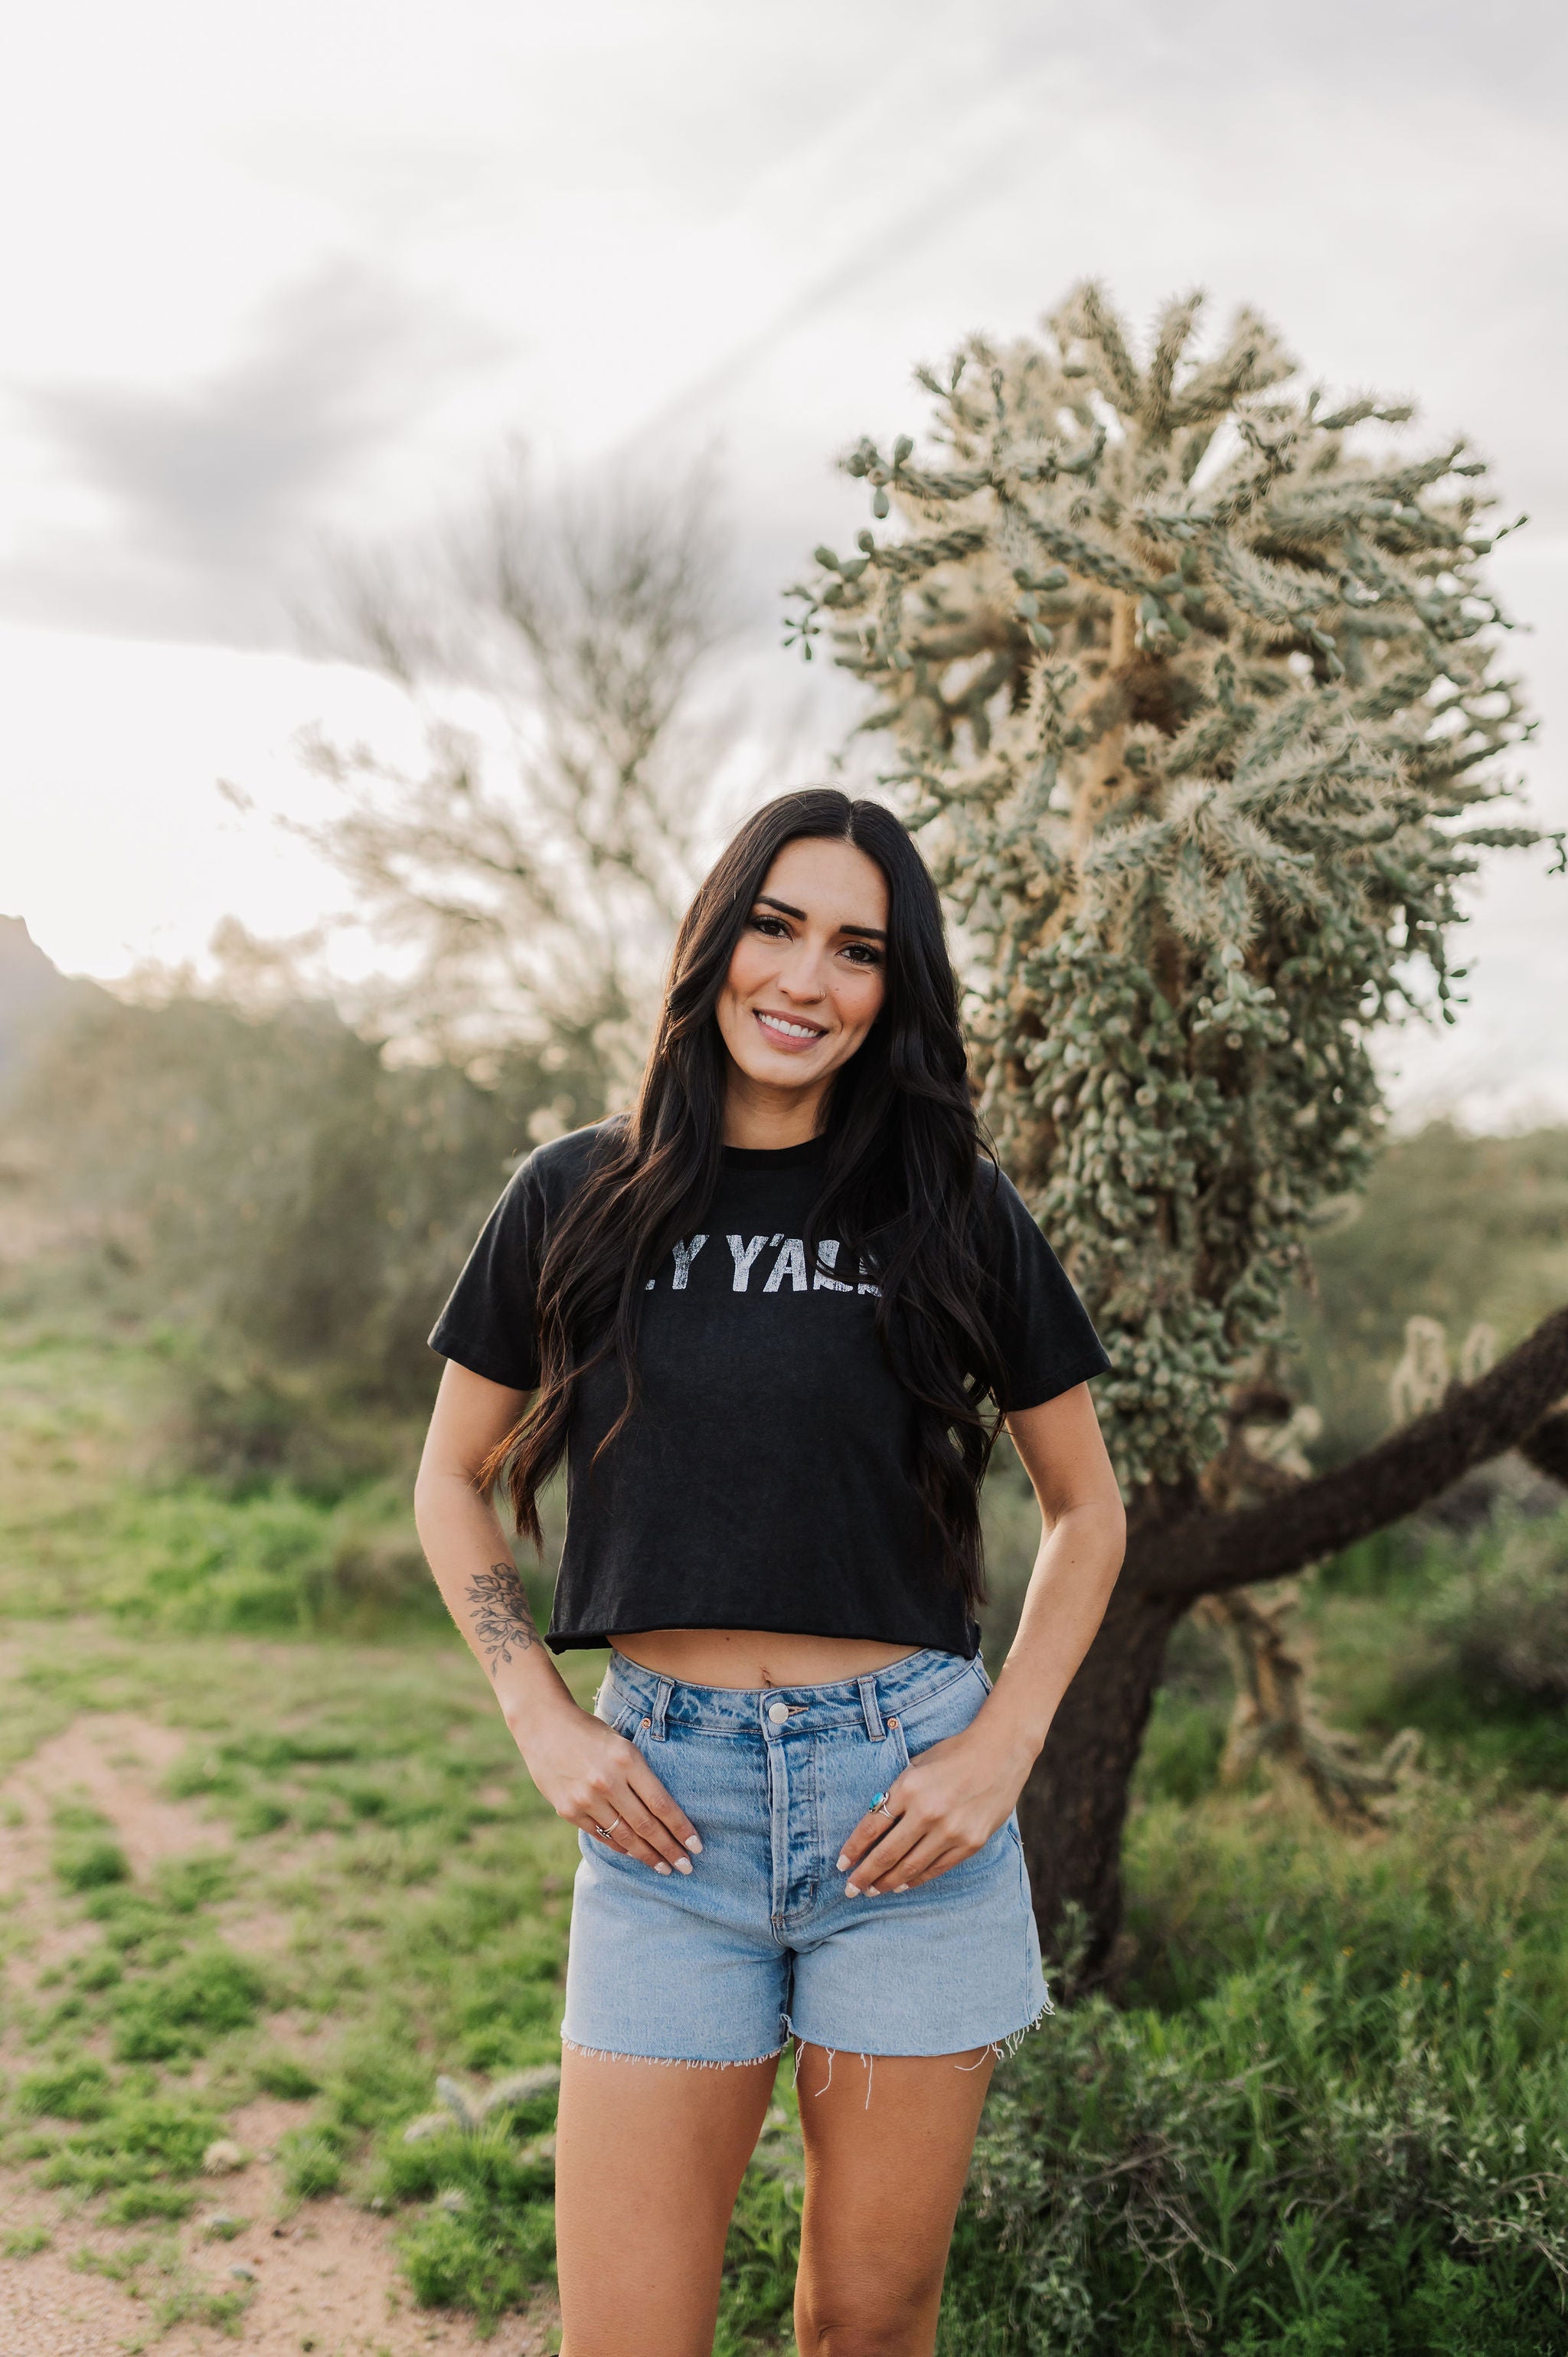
<box><xmin>2</xmin><ymin>0</ymin><xmax>1564</xmax><ymax>1121</ymax></box>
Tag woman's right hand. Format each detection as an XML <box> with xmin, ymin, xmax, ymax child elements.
<box><xmin>505</xmin><ymin>1695</ymin><xmax>702</xmax><ymax>1875</ymax></box>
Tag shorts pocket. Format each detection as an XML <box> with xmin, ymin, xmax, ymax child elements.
<box><xmin>593</xmin><ymin>1685</ymin><xmax>640</xmax><ymax>1741</ymax></box>
<box><xmin>889</xmin><ymin>1666</ymin><xmax>986</xmax><ymax>1767</ymax></box>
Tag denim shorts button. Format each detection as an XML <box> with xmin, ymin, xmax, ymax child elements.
<box><xmin>767</xmin><ymin>1702</ymin><xmax>791</xmax><ymax>1724</ymax></box>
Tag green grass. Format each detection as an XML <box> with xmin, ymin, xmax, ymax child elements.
<box><xmin>0</xmin><ymin>1318</ymin><xmax>444</xmax><ymax>1634</ymax></box>
<box><xmin>6</xmin><ymin>1313</ymin><xmax>1568</xmax><ymax>2349</ymax></box>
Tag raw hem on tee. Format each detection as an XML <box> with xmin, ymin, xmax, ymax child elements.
<box><xmin>544</xmin><ymin>1614</ymin><xmax>980</xmax><ymax>1660</ymax></box>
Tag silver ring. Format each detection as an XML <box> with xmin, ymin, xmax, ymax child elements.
<box><xmin>870</xmin><ymin>1793</ymin><xmax>893</xmax><ymax>1817</ymax></box>
<box><xmin>595</xmin><ymin>1814</ymin><xmax>622</xmax><ymax>1838</ymax></box>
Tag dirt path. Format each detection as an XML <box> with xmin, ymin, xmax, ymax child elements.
<box><xmin>0</xmin><ymin>1711</ymin><xmax>560</xmax><ymax>2356</ymax></box>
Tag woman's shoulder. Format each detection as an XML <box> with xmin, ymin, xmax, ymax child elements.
<box><xmin>519</xmin><ymin>1115</ymin><xmax>627</xmax><ymax>1207</ymax></box>
<box><xmin>972</xmin><ymin>1150</ymin><xmax>1027</xmax><ymax>1218</ymax></box>
<box><xmin>969</xmin><ymin>1153</ymin><xmax>1059</xmax><ymax>1261</ymax></box>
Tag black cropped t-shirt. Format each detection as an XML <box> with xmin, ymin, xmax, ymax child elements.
<box><xmin>430</xmin><ymin>1123</ymin><xmax>1110</xmax><ymax>1659</ymax></box>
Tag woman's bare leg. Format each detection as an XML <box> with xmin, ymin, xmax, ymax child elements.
<box><xmin>554</xmin><ymin>2045</ymin><xmax>779</xmax><ymax>2357</ymax></box>
<box><xmin>792</xmin><ymin>2045</ymin><xmax>995</xmax><ymax>2357</ymax></box>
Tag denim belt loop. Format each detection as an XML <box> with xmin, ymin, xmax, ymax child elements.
<box><xmin>650</xmin><ymin>1676</ymin><xmax>674</xmax><ymax>1742</ymax></box>
<box><xmin>856</xmin><ymin>1674</ymin><xmax>885</xmax><ymax>1742</ymax></box>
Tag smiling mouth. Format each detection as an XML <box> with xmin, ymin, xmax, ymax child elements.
<box><xmin>754</xmin><ymin>1009</ymin><xmax>828</xmax><ymax>1045</ymax></box>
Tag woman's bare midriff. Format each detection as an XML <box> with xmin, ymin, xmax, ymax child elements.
<box><xmin>613</xmin><ymin>1628</ymin><xmax>917</xmax><ymax>1690</ymax></box>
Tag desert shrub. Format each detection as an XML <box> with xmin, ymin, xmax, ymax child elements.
<box><xmin>1419</xmin><ymin>1507</ymin><xmax>1568</xmax><ymax>1708</ymax></box>
<box><xmin>278</xmin><ymin>2125</ymin><xmax>348</xmax><ymax>2198</ymax></box>
<box><xmin>54</xmin><ymin>1832</ymin><xmax>130</xmax><ymax>1891</ymax></box>
<box><xmin>163</xmin><ymin>1350</ymin><xmax>413</xmax><ymax>1502</ymax></box>
<box><xmin>1291</xmin><ymin>1125</ymin><xmax>1568</xmax><ymax>1464</ymax></box>
<box><xmin>111</xmin><ymin>1947</ymin><xmax>266</xmax><ymax>2061</ymax></box>
<box><xmin>96</xmin><ymin>1477</ymin><xmax>442</xmax><ymax>1635</ymax></box>
<box><xmin>18</xmin><ymin>988</ymin><xmax>599</xmax><ymax>1404</ymax></box>
<box><xmin>253</xmin><ymin>2052</ymin><xmax>321</xmax><ymax>2101</ymax></box>
<box><xmin>381</xmin><ymin>2100</ymin><xmax>560</xmax><ymax>2326</ymax></box>
<box><xmin>49</xmin><ymin>1800</ymin><xmax>132</xmax><ymax>1893</ymax></box>
<box><xmin>14</xmin><ymin>2057</ymin><xmax>113</xmax><ymax>2120</ymax></box>
<box><xmin>397</xmin><ymin>2185</ymin><xmax>557</xmax><ymax>2329</ymax></box>
<box><xmin>36</xmin><ymin>2087</ymin><xmax>217</xmax><ymax>2198</ymax></box>
<box><xmin>949</xmin><ymin>1957</ymin><xmax>1568</xmax><ymax>2354</ymax></box>
<box><xmin>105</xmin><ymin>2179</ymin><xmax>198</xmax><ymax>2222</ymax></box>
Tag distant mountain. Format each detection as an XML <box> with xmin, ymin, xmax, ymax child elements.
<box><xmin>0</xmin><ymin>917</ymin><xmax>103</xmax><ymax>1086</ymax></box>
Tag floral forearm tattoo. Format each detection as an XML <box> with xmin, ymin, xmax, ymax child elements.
<box><xmin>466</xmin><ymin>1560</ymin><xmax>539</xmax><ymax>1674</ymax></box>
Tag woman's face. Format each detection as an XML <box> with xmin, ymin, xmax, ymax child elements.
<box><xmin>714</xmin><ymin>835</ymin><xmax>890</xmax><ymax>1102</ymax></box>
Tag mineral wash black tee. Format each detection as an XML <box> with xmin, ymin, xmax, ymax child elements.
<box><xmin>429</xmin><ymin>1123</ymin><xmax>1110</xmax><ymax>1659</ymax></box>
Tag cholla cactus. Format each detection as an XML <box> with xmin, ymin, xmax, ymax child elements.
<box><xmin>789</xmin><ymin>284</ymin><xmax>1547</xmax><ymax>1504</ymax></box>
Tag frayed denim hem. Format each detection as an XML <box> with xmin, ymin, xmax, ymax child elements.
<box><xmin>560</xmin><ymin>2035</ymin><xmax>786</xmax><ymax>2070</ymax></box>
<box><xmin>787</xmin><ymin>1994</ymin><xmax>1052</xmax><ymax>2109</ymax></box>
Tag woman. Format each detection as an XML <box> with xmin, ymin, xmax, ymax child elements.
<box><xmin>415</xmin><ymin>788</ymin><xmax>1124</xmax><ymax>2357</ymax></box>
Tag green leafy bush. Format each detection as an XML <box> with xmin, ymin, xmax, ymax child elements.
<box><xmin>37</xmin><ymin>2087</ymin><xmax>216</xmax><ymax>2199</ymax></box>
<box><xmin>253</xmin><ymin>2052</ymin><xmax>322</xmax><ymax>2101</ymax></box>
<box><xmin>278</xmin><ymin>2125</ymin><xmax>348</xmax><ymax>2198</ymax></box>
<box><xmin>14</xmin><ymin>2057</ymin><xmax>113</xmax><ymax>2120</ymax></box>
<box><xmin>50</xmin><ymin>1801</ymin><xmax>130</xmax><ymax>1891</ymax></box>
<box><xmin>111</xmin><ymin>1947</ymin><xmax>266</xmax><ymax>2060</ymax></box>
<box><xmin>397</xmin><ymin>2188</ymin><xmax>557</xmax><ymax>2330</ymax></box>
<box><xmin>949</xmin><ymin>1959</ymin><xmax>1568</xmax><ymax>2354</ymax></box>
<box><xmin>2</xmin><ymin>2222</ymin><xmax>51</xmax><ymax>2257</ymax></box>
<box><xmin>54</xmin><ymin>1832</ymin><xmax>130</xmax><ymax>1891</ymax></box>
<box><xmin>96</xmin><ymin>1478</ymin><xmax>440</xmax><ymax>1636</ymax></box>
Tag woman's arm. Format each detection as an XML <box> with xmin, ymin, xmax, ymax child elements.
<box><xmin>415</xmin><ymin>1361</ymin><xmax>701</xmax><ymax>1875</ymax></box>
<box><xmin>838</xmin><ymin>1381</ymin><xmax>1125</xmax><ymax>1894</ymax></box>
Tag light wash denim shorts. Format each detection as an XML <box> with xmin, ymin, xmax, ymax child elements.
<box><xmin>561</xmin><ymin>1646</ymin><xmax>1048</xmax><ymax>2064</ymax></box>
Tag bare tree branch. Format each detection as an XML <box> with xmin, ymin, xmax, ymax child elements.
<box><xmin>1128</xmin><ymin>1305</ymin><xmax>1568</xmax><ymax>1603</ymax></box>
<box><xmin>1518</xmin><ymin>1409</ymin><xmax>1568</xmax><ymax>1489</ymax></box>
<box><xmin>298</xmin><ymin>453</ymin><xmax>750</xmax><ymax>1086</ymax></box>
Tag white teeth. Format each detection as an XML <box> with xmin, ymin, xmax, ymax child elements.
<box><xmin>757</xmin><ymin>1013</ymin><xmax>822</xmax><ymax>1041</ymax></box>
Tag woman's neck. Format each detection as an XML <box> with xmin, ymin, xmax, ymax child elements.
<box><xmin>720</xmin><ymin>1068</ymin><xmax>831</xmax><ymax>1151</ymax></box>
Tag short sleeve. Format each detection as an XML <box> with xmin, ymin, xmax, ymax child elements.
<box><xmin>428</xmin><ymin>1160</ymin><xmax>547</xmax><ymax>1391</ymax></box>
<box><xmin>978</xmin><ymin>1167</ymin><xmax>1111</xmax><ymax>1412</ymax></box>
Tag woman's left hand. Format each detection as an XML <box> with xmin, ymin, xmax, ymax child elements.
<box><xmin>836</xmin><ymin>1724</ymin><xmax>1034</xmax><ymax>1896</ymax></box>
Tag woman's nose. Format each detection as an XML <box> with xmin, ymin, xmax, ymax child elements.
<box><xmin>776</xmin><ymin>947</ymin><xmax>828</xmax><ymax>1000</ymax></box>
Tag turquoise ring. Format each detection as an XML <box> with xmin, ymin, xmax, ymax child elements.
<box><xmin>870</xmin><ymin>1792</ymin><xmax>893</xmax><ymax>1816</ymax></box>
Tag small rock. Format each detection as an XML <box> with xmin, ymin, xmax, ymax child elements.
<box><xmin>228</xmin><ymin>2262</ymin><xmax>258</xmax><ymax>2281</ymax></box>
<box><xmin>202</xmin><ymin>2139</ymin><xmax>250</xmax><ymax>2176</ymax></box>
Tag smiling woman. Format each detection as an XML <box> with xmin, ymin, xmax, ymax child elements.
<box><xmin>716</xmin><ymin>836</ymin><xmax>890</xmax><ymax>1107</ymax></box>
<box><xmin>412</xmin><ymin>787</ymin><xmax>1124</xmax><ymax>2357</ymax></box>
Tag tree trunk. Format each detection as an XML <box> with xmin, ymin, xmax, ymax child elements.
<box><xmin>1017</xmin><ymin>1574</ymin><xmax>1184</xmax><ymax>1987</ymax></box>
<box><xmin>1017</xmin><ymin>1303</ymin><xmax>1568</xmax><ymax>1986</ymax></box>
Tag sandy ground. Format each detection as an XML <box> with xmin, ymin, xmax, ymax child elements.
<box><xmin>0</xmin><ymin>1712</ymin><xmax>560</xmax><ymax>2357</ymax></box>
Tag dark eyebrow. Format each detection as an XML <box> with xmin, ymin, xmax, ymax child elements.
<box><xmin>755</xmin><ymin>894</ymin><xmax>887</xmax><ymax>943</ymax></box>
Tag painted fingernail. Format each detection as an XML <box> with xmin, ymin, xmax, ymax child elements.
<box><xmin>895</xmin><ymin>1883</ymin><xmax>910</xmax><ymax>1893</ymax></box>
<box><xmin>844</xmin><ymin>1882</ymin><xmax>860</xmax><ymax>1896</ymax></box>
<box><xmin>655</xmin><ymin>1862</ymin><xmax>672</xmax><ymax>1875</ymax></box>
<box><xmin>675</xmin><ymin>1857</ymin><xmax>693</xmax><ymax>1875</ymax></box>
<box><xmin>835</xmin><ymin>1855</ymin><xmax>850</xmax><ymax>1872</ymax></box>
<box><xmin>684</xmin><ymin>1836</ymin><xmax>703</xmax><ymax>1854</ymax></box>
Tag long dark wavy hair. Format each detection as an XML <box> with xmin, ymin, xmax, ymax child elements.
<box><xmin>484</xmin><ymin>787</ymin><xmax>1011</xmax><ymax>1610</ymax></box>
